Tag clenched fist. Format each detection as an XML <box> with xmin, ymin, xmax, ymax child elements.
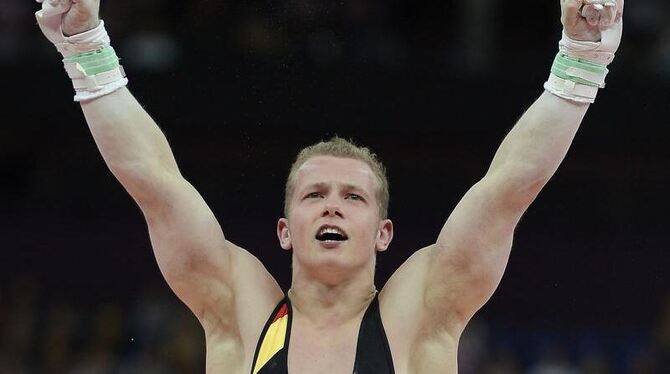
<box><xmin>36</xmin><ymin>0</ymin><xmax>100</xmax><ymax>36</ymax></box>
<box><xmin>561</xmin><ymin>0</ymin><xmax>624</xmax><ymax>42</ymax></box>
<box><xmin>35</xmin><ymin>0</ymin><xmax>127</xmax><ymax>102</ymax></box>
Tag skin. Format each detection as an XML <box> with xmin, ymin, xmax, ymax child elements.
<box><xmin>38</xmin><ymin>0</ymin><xmax>624</xmax><ymax>372</ymax></box>
<box><xmin>278</xmin><ymin>156</ymin><xmax>393</xmax><ymax>287</ymax></box>
<box><xmin>277</xmin><ymin>156</ymin><xmax>393</xmax><ymax>372</ymax></box>
<box><xmin>58</xmin><ymin>0</ymin><xmax>100</xmax><ymax>36</ymax></box>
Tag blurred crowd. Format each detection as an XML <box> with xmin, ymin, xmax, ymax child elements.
<box><xmin>0</xmin><ymin>274</ymin><xmax>205</xmax><ymax>374</ymax></box>
<box><xmin>1</xmin><ymin>273</ymin><xmax>668</xmax><ymax>373</ymax></box>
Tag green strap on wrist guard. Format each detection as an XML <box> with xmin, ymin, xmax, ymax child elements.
<box><xmin>63</xmin><ymin>45</ymin><xmax>120</xmax><ymax>76</ymax></box>
<box><xmin>550</xmin><ymin>52</ymin><xmax>609</xmax><ymax>88</ymax></box>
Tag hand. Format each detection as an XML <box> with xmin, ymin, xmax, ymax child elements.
<box><xmin>36</xmin><ymin>0</ymin><xmax>100</xmax><ymax>36</ymax></box>
<box><xmin>545</xmin><ymin>0</ymin><xmax>624</xmax><ymax>103</ymax></box>
<box><xmin>561</xmin><ymin>0</ymin><xmax>624</xmax><ymax>42</ymax></box>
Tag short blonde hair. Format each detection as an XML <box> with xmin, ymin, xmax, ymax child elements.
<box><xmin>284</xmin><ymin>136</ymin><xmax>389</xmax><ymax>219</ymax></box>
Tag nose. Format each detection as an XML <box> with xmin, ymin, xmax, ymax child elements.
<box><xmin>322</xmin><ymin>203</ymin><xmax>343</xmax><ymax>218</ymax></box>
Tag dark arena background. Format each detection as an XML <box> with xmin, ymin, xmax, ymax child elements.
<box><xmin>1</xmin><ymin>0</ymin><xmax>669</xmax><ymax>373</ymax></box>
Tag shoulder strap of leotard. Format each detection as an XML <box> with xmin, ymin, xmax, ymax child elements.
<box><xmin>251</xmin><ymin>295</ymin><xmax>291</xmax><ymax>374</ymax></box>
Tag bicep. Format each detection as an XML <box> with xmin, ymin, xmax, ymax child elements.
<box><xmin>428</xmin><ymin>175</ymin><xmax>528</xmax><ymax>328</ymax></box>
<box><xmin>382</xmin><ymin>177</ymin><xmax>528</xmax><ymax>339</ymax></box>
<box><xmin>142</xmin><ymin>176</ymin><xmax>229</xmax><ymax>315</ymax></box>
<box><xmin>140</xmin><ymin>174</ymin><xmax>282</xmax><ymax>332</ymax></box>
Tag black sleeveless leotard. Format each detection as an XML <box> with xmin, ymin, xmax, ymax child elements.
<box><xmin>250</xmin><ymin>292</ymin><xmax>395</xmax><ymax>374</ymax></box>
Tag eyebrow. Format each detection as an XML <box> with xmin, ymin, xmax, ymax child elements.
<box><xmin>302</xmin><ymin>182</ymin><xmax>369</xmax><ymax>196</ymax></box>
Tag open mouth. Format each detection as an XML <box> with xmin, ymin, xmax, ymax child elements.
<box><xmin>315</xmin><ymin>225</ymin><xmax>349</xmax><ymax>242</ymax></box>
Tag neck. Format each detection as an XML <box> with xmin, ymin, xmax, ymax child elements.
<box><xmin>289</xmin><ymin>268</ymin><xmax>377</xmax><ymax>328</ymax></box>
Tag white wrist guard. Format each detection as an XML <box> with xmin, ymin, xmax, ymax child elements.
<box><xmin>544</xmin><ymin>1</ymin><xmax>623</xmax><ymax>104</ymax></box>
<box><xmin>543</xmin><ymin>42</ymin><xmax>608</xmax><ymax>104</ymax></box>
<box><xmin>36</xmin><ymin>3</ymin><xmax>127</xmax><ymax>102</ymax></box>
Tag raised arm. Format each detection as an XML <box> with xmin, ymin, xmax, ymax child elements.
<box><xmin>381</xmin><ymin>0</ymin><xmax>624</xmax><ymax>342</ymax></box>
<box><xmin>430</xmin><ymin>0</ymin><xmax>624</xmax><ymax>329</ymax></box>
<box><xmin>34</xmin><ymin>0</ymin><xmax>282</xmax><ymax>347</ymax></box>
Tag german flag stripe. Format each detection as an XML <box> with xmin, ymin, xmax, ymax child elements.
<box><xmin>252</xmin><ymin>303</ymin><xmax>289</xmax><ymax>374</ymax></box>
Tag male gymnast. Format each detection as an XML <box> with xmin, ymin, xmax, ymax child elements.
<box><xmin>34</xmin><ymin>0</ymin><xmax>624</xmax><ymax>372</ymax></box>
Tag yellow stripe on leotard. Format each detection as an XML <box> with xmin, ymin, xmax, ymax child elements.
<box><xmin>253</xmin><ymin>304</ymin><xmax>288</xmax><ymax>374</ymax></box>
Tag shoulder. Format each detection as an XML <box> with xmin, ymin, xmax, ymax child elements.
<box><xmin>198</xmin><ymin>243</ymin><xmax>284</xmax><ymax>365</ymax></box>
<box><xmin>378</xmin><ymin>245</ymin><xmax>464</xmax><ymax>370</ymax></box>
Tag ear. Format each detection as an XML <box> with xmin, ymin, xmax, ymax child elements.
<box><xmin>277</xmin><ymin>218</ymin><xmax>292</xmax><ymax>250</ymax></box>
<box><xmin>375</xmin><ymin>219</ymin><xmax>394</xmax><ymax>252</ymax></box>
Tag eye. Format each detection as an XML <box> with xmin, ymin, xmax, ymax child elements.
<box><xmin>306</xmin><ymin>192</ymin><xmax>322</xmax><ymax>199</ymax></box>
<box><xmin>346</xmin><ymin>193</ymin><xmax>363</xmax><ymax>201</ymax></box>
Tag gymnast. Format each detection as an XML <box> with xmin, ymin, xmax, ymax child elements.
<box><xmin>34</xmin><ymin>0</ymin><xmax>624</xmax><ymax>372</ymax></box>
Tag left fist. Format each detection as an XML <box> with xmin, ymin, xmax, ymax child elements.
<box><xmin>561</xmin><ymin>0</ymin><xmax>623</xmax><ymax>42</ymax></box>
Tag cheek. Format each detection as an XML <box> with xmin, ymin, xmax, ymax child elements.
<box><xmin>288</xmin><ymin>216</ymin><xmax>312</xmax><ymax>242</ymax></box>
<box><xmin>351</xmin><ymin>220</ymin><xmax>380</xmax><ymax>244</ymax></box>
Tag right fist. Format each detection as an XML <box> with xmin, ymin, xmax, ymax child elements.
<box><xmin>35</xmin><ymin>0</ymin><xmax>127</xmax><ymax>102</ymax></box>
<box><xmin>36</xmin><ymin>0</ymin><xmax>100</xmax><ymax>37</ymax></box>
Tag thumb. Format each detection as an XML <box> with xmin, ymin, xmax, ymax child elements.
<box><xmin>561</xmin><ymin>0</ymin><xmax>585</xmax><ymax>27</ymax></box>
<box><xmin>36</xmin><ymin>0</ymin><xmax>72</xmax><ymax>18</ymax></box>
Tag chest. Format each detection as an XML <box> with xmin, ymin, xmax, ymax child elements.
<box><xmin>287</xmin><ymin>320</ymin><xmax>360</xmax><ymax>374</ymax></box>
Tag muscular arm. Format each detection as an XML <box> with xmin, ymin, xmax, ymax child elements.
<box><xmin>81</xmin><ymin>88</ymin><xmax>179</xmax><ymax>203</ymax></box>
<box><xmin>81</xmin><ymin>88</ymin><xmax>282</xmax><ymax>333</ymax></box>
<box><xmin>382</xmin><ymin>93</ymin><xmax>588</xmax><ymax>335</ymax></box>
<box><xmin>424</xmin><ymin>0</ymin><xmax>623</xmax><ymax>335</ymax></box>
<box><xmin>422</xmin><ymin>0</ymin><xmax>624</xmax><ymax>333</ymax></box>
<box><xmin>33</xmin><ymin>0</ymin><xmax>283</xmax><ymax>348</ymax></box>
<box><xmin>81</xmin><ymin>87</ymin><xmax>227</xmax><ymax>308</ymax></box>
<box><xmin>426</xmin><ymin>92</ymin><xmax>588</xmax><ymax>328</ymax></box>
<box><xmin>382</xmin><ymin>0</ymin><xmax>624</xmax><ymax>350</ymax></box>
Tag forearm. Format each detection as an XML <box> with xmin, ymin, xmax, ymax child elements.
<box><xmin>484</xmin><ymin>92</ymin><xmax>589</xmax><ymax>198</ymax></box>
<box><xmin>482</xmin><ymin>0</ymin><xmax>624</xmax><ymax>199</ymax></box>
<box><xmin>33</xmin><ymin>4</ymin><xmax>181</xmax><ymax>203</ymax></box>
<box><xmin>427</xmin><ymin>1</ymin><xmax>624</xmax><ymax>329</ymax></box>
<box><xmin>81</xmin><ymin>87</ymin><xmax>181</xmax><ymax>203</ymax></box>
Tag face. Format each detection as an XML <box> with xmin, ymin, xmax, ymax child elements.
<box><xmin>277</xmin><ymin>156</ymin><xmax>393</xmax><ymax>276</ymax></box>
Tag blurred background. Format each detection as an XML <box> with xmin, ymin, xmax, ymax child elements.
<box><xmin>1</xmin><ymin>0</ymin><xmax>669</xmax><ymax>373</ymax></box>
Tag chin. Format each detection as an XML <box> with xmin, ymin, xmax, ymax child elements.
<box><xmin>306</xmin><ymin>252</ymin><xmax>372</xmax><ymax>274</ymax></box>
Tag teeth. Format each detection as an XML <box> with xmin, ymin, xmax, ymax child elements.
<box><xmin>316</xmin><ymin>226</ymin><xmax>347</xmax><ymax>240</ymax></box>
<box><xmin>319</xmin><ymin>227</ymin><xmax>344</xmax><ymax>236</ymax></box>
